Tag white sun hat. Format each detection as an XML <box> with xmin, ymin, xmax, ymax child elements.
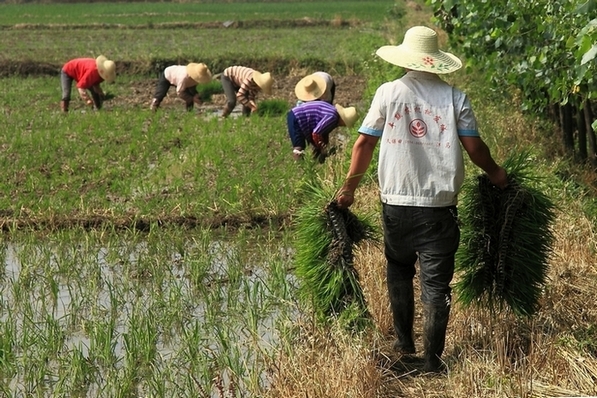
<box><xmin>252</xmin><ymin>71</ymin><xmax>274</xmax><ymax>95</ymax></box>
<box><xmin>335</xmin><ymin>104</ymin><xmax>358</xmax><ymax>128</ymax></box>
<box><xmin>95</xmin><ymin>55</ymin><xmax>116</xmax><ymax>83</ymax></box>
<box><xmin>295</xmin><ymin>74</ymin><xmax>327</xmax><ymax>101</ymax></box>
<box><xmin>376</xmin><ymin>26</ymin><xmax>462</xmax><ymax>74</ymax></box>
<box><xmin>186</xmin><ymin>63</ymin><xmax>212</xmax><ymax>84</ymax></box>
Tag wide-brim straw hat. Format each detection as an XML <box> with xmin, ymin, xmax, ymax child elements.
<box><xmin>186</xmin><ymin>63</ymin><xmax>212</xmax><ymax>84</ymax></box>
<box><xmin>252</xmin><ymin>71</ymin><xmax>273</xmax><ymax>95</ymax></box>
<box><xmin>376</xmin><ymin>26</ymin><xmax>462</xmax><ymax>74</ymax></box>
<box><xmin>335</xmin><ymin>104</ymin><xmax>358</xmax><ymax>128</ymax></box>
<box><xmin>96</xmin><ymin>55</ymin><xmax>116</xmax><ymax>83</ymax></box>
<box><xmin>295</xmin><ymin>74</ymin><xmax>327</xmax><ymax>101</ymax></box>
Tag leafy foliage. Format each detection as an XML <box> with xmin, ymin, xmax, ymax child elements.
<box><xmin>427</xmin><ymin>0</ymin><xmax>597</xmax><ymax>168</ymax></box>
<box><xmin>428</xmin><ymin>0</ymin><xmax>589</xmax><ymax>112</ymax></box>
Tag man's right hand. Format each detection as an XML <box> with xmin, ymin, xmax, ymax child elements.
<box><xmin>488</xmin><ymin>166</ymin><xmax>508</xmax><ymax>189</ymax></box>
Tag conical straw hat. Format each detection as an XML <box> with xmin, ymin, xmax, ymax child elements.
<box><xmin>96</xmin><ymin>55</ymin><xmax>116</xmax><ymax>83</ymax></box>
<box><xmin>376</xmin><ymin>26</ymin><xmax>462</xmax><ymax>74</ymax></box>
<box><xmin>295</xmin><ymin>74</ymin><xmax>327</xmax><ymax>101</ymax></box>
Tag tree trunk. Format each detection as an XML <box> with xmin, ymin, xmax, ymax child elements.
<box><xmin>583</xmin><ymin>100</ymin><xmax>597</xmax><ymax>168</ymax></box>
<box><xmin>577</xmin><ymin>101</ymin><xmax>587</xmax><ymax>162</ymax></box>
<box><xmin>561</xmin><ymin>102</ymin><xmax>575</xmax><ymax>155</ymax></box>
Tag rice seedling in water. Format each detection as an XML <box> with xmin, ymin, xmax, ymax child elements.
<box><xmin>293</xmin><ymin>175</ymin><xmax>378</xmax><ymax>329</ymax></box>
<box><xmin>455</xmin><ymin>150</ymin><xmax>556</xmax><ymax>317</ymax></box>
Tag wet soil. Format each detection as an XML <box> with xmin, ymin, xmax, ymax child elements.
<box><xmin>120</xmin><ymin>74</ymin><xmax>366</xmax><ymax>111</ymax></box>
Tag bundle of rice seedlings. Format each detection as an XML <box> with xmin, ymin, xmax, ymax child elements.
<box><xmin>455</xmin><ymin>150</ymin><xmax>556</xmax><ymax>317</ymax></box>
<box><xmin>196</xmin><ymin>80</ymin><xmax>224</xmax><ymax>102</ymax></box>
<box><xmin>293</xmin><ymin>178</ymin><xmax>378</xmax><ymax>329</ymax></box>
<box><xmin>256</xmin><ymin>99</ymin><xmax>290</xmax><ymax>117</ymax></box>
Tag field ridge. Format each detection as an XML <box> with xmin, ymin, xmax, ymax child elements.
<box><xmin>0</xmin><ymin>212</ymin><xmax>290</xmax><ymax>232</ymax></box>
<box><xmin>0</xmin><ymin>18</ymin><xmax>360</xmax><ymax>30</ymax></box>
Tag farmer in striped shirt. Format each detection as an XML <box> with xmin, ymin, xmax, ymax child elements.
<box><xmin>287</xmin><ymin>101</ymin><xmax>357</xmax><ymax>162</ymax></box>
<box><xmin>220</xmin><ymin>66</ymin><xmax>273</xmax><ymax>117</ymax></box>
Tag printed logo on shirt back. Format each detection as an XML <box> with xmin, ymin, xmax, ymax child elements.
<box><xmin>409</xmin><ymin>119</ymin><xmax>427</xmax><ymax>138</ymax></box>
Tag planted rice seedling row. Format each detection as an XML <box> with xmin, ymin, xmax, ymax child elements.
<box><xmin>0</xmin><ymin>228</ymin><xmax>298</xmax><ymax>396</ymax></box>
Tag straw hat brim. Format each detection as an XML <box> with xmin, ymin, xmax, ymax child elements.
<box><xmin>253</xmin><ymin>71</ymin><xmax>273</xmax><ymax>95</ymax></box>
<box><xmin>186</xmin><ymin>63</ymin><xmax>212</xmax><ymax>84</ymax></box>
<box><xmin>335</xmin><ymin>104</ymin><xmax>358</xmax><ymax>128</ymax></box>
<box><xmin>376</xmin><ymin>45</ymin><xmax>462</xmax><ymax>74</ymax></box>
<box><xmin>295</xmin><ymin>74</ymin><xmax>327</xmax><ymax>101</ymax></box>
<box><xmin>96</xmin><ymin>55</ymin><xmax>116</xmax><ymax>83</ymax></box>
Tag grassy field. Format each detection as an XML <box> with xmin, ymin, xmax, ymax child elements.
<box><xmin>1</xmin><ymin>0</ymin><xmax>597</xmax><ymax>397</ymax></box>
<box><xmin>0</xmin><ymin>1</ymin><xmax>398</xmax><ymax>26</ymax></box>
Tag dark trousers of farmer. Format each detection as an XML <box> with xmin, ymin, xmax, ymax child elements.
<box><xmin>60</xmin><ymin>70</ymin><xmax>74</xmax><ymax>101</ymax></box>
<box><xmin>382</xmin><ymin>204</ymin><xmax>459</xmax><ymax>371</ymax></box>
<box><xmin>153</xmin><ymin>71</ymin><xmax>198</xmax><ymax>103</ymax></box>
<box><xmin>220</xmin><ymin>74</ymin><xmax>251</xmax><ymax>116</ymax></box>
<box><xmin>286</xmin><ymin>111</ymin><xmax>307</xmax><ymax>149</ymax></box>
<box><xmin>60</xmin><ymin>70</ymin><xmax>101</xmax><ymax>109</ymax></box>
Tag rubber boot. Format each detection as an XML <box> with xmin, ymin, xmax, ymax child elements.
<box><xmin>60</xmin><ymin>100</ymin><xmax>69</xmax><ymax>113</ymax></box>
<box><xmin>387</xmin><ymin>279</ymin><xmax>415</xmax><ymax>355</ymax></box>
<box><xmin>150</xmin><ymin>98</ymin><xmax>160</xmax><ymax>111</ymax></box>
<box><xmin>423</xmin><ymin>303</ymin><xmax>450</xmax><ymax>373</ymax></box>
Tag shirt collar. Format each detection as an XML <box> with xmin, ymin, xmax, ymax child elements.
<box><xmin>405</xmin><ymin>70</ymin><xmax>442</xmax><ymax>81</ymax></box>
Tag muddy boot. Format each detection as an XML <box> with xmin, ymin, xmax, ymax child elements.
<box><xmin>60</xmin><ymin>100</ymin><xmax>69</xmax><ymax>113</ymax></box>
<box><xmin>423</xmin><ymin>303</ymin><xmax>450</xmax><ymax>373</ymax></box>
<box><xmin>150</xmin><ymin>98</ymin><xmax>160</xmax><ymax>112</ymax></box>
<box><xmin>388</xmin><ymin>279</ymin><xmax>415</xmax><ymax>355</ymax></box>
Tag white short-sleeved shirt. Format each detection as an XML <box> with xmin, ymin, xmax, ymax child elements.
<box><xmin>359</xmin><ymin>71</ymin><xmax>479</xmax><ymax>207</ymax></box>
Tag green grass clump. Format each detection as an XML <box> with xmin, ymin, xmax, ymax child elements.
<box><xmin>455</xmin><ymin>150</ymin><xmax>556</xmax><ymax>317</ymax></box>
<box><xmin>293</xmin><ymin>176</ymin><xmax>378</xmax><ymax>329</ymax></box>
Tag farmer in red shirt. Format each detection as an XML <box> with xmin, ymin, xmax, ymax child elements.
<box><xmin>60</xmin><ymin>55</ymin><xmax>116</xmax><ymax>112</ymax></box>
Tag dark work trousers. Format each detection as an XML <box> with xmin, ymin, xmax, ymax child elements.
<box><xmin>220</xmin><ymin>74</ymin><xmax>251</xmax><ymax>115</ymax></box>
<box><xmin>61</xmin><ymin>70</ymin><xmax>101</xmax><ymax>108</ymax></box>
<box><xmin>382</xmin><ymin>204</ymin><xmax>460</xmax><ymax>307</ymax></box>
<box><xmin>60</xmin><ymin>70</ymin><xmax>74</xmax><ymax>101</ymax></box>
<box><xmin>153</xmin><ymin>71</ymin><xmax>197</xmax><ymax>102</ymax></box>
<box><xmin>286</xmin><ymin>111</ymin><xmax>306</xmax><ymax>149</ymax></box>
<box><xmin>329</xmin><ymin>82</ymin><xmax>336</xmax><ymax>103</ymax></box>
<box><xmin>220</xmin><ymin>74</ymin><xmax>238</xmax><ymax>109</ymax></box>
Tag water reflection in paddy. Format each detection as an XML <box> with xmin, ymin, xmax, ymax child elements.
<box><xmin>0</xmin><ymin>228</ymin><xmax>299</xmax><ymax>395</ymax></box>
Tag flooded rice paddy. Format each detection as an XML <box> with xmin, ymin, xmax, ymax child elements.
<box><xmin>0</xmin><ymin>228</ymin><xmax>298</xmax><ymax>396</ymax></box>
